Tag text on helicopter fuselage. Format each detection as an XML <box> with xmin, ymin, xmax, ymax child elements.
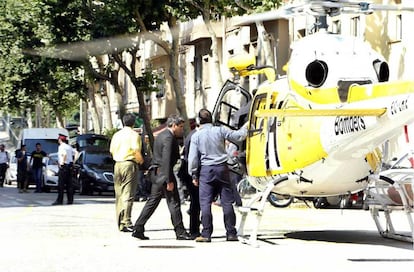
<box><xmin>334</xmin><ymin>116</ymin><xmax>366</xmax><ymax>135</ymax></box>
<box><xmin>390</xmin><ymin>98</ymin><xmax>408</xmax><ymax>115</ymax></box>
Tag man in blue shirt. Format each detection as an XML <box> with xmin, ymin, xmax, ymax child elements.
<box><xmin>188</xmin><ymin>108</ymin><xmax>247</xmax><ymax>242</ymax></box>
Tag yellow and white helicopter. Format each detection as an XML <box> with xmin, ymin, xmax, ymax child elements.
<box><xmin>212</xmin><ymin>0</ymin><xmax>414</xmax><ymax>246</ymax></box>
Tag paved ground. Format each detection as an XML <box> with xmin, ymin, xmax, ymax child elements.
<box><xmin>1</xmin><ymin>131</ymin><xmax>413</xmax><ymax>271</ymax></box>
<box><xmin>0</xmin><ymin>183</ymin><xmax>413</xmax><ymax>272</ymax></box>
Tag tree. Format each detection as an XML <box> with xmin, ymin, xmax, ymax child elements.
<box><xmin>67</xmin><ymin>1</ymin><xmax>192</xmax><ymax>144</ymax></box>
<box><xmin>0</xmin><ymin>0</ymin><xmax>86</xmax><ymax>127</ymax></box>
<box><xmin>172</xmin><ymin>0</ymin><xmax>283</xmax><ymax>87</ymax></box>
<box><xmin>78</xmin><ymin>0</ymin><xmax>172</xmax><ymax>145</ymax></box>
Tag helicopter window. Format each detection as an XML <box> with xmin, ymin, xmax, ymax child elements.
<box><xmin>338</xmin><ymin>79</ymin><xmax>372</xmax><ymax>102</ymax></box>
<box><xmin>249</xmin><ymin>93</ymin><xmax>267</xmax><ymax>136</ymax></box>
<box><xmin>215</xmin><ymin>87</ymin><xmax>249</xmax><ymax>130</ymax></box>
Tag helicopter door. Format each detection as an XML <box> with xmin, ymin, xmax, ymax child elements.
<box><xmin>212</xmin><ymin>80</ymin><xmax>252</xmax><ymax>130</ymax></box>
<box><xmin>246</xmin><ymin>93</ymin><xmax>271</xmax><ymax>177</ymax></box>
<box><xmin>211</xmin><ymin>80</ymin><xmax>251</xmax><ymax>175</ymax></box>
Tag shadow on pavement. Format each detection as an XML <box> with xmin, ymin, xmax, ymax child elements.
<box><xmin>284</xmin><ymin>230</ymin><xmax>413</xmax><ymax>250</ymax></box>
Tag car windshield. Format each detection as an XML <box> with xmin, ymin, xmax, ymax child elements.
<box><xmin>25</xmin><ymin>139</ymin><xmax>59</xmax><ymax>155</ymax></box>
<box><xmin>78</xmin><ymin>136</ymin><xmax>110</xmax><ymax>150</ymax></box>
<box><xmin>85</xmin><ymin>153</ymin><xmax>114</xmax><ymax>167</ymax></box>
<box><xmin>48</xmin><ymin>155</ymin><xmax>59</xmax><ymax>165</ymax></box>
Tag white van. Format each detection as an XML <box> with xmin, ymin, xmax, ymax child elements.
<box><xmin>18</xmin><ymin>128</ymin><xmax>69</xmax><ymax>155</ymax></box>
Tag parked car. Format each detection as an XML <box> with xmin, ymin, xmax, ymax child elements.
<box><xmin>41</xmin><ymin>153</ymin><xmax>59</xmax><ymax>192</ymax></box>
<box><xmin>18</xmin><ymin>127</ymin><xmax>69</xmax><ymax>187</ymax></box>
<box><xmin>5</xmin><ymin>155</ymin><xmax>17</xmax><ymax>185</ymax></box>
<box><xmin>312</xmin><ymin>191</ymin><xmax>365</xmax><ymax>209</ymax></box>
<box><xmin>72</xmin><ymin>147</ymin><xmax>114</xmax><ymax>195</ymax></box>
<box><xmin>75</xmin><ymin>133</ymin><xmax>110</xmax><ymax>151</ymax></box>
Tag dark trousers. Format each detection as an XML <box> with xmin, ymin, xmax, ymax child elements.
<box><xmin>56</xmin><ymin>165</ymin><xmax>73</xmax><ymax>204</ymax></box>
<box><xmin>0</xmin><ymin>163</ymin><xmax>7</xmax><ymax>186</ymax></box>
<box><xmin>17</xmin><ymin>169</ymin><xmax>27</xmax><ymax>190</ymax></box>
<box><xmin>229</xmin><ymin>171</ymin><xmax>243</xmax><ymax>206</ymax></box>
<box><xmin>199</xmin><ymin>164</ymin><xmax>236</xmax><ymax>238</ymax></box>
<box><xmin>136</xmin><ymin>171</ymin><xmax>151</xmax><ymax>198</ymax></box>
<box><xmin>182</xmin><ymin>173</ymin><xmax>200</xmax><ymax>236</ymax></box>
<box><xmin>134</xmin><ymin>173</ymin><xmax>186</xmax><ymax>237</ymax></box>
<box><xmin>33</xmin><ymin>167</ymin><xmax>42</xmax><ymax>192</ymax></box>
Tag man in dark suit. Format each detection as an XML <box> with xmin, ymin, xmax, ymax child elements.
<box><xmin>132</xmin><ymin>114</ymin><xmax>191</xmax><ymax>240</ymax></box>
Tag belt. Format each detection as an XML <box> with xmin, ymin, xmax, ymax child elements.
<box><xmin>148</xmin><ymin>165</ymin><xmax>158</xmax><ymax>175</ymax></box>
<box><xmin>116</xmin><ymin>160</ymin><xmax>137</xmax><ymax>164</ymax></box>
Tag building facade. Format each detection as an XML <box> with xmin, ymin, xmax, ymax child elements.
<box><xmin>100</xmin><ymin>0</ymin><xmax>413</xmax><ymax>132</ymax></box>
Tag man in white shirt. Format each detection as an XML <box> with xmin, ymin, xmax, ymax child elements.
<box><xmin>52</xmin><ymin>134</ymin><xmax>74</xmax><ymax>205</ymax></box>
<box><xmin>0</xmin><ymin>144</ymin><xmax>10</xmax><ymax>187</ymax></box>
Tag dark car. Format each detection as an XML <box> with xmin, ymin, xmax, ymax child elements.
<box><xmin>75</xmin><ymin>134</ymin><xmax>110</xmax><ymax>151</ymax></box>
<box><xmin>72</xmin><ymin>147</ymin><xmax>115</xmax><ymax>195</ymax></box>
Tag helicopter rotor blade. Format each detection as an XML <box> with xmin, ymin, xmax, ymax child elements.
<box><xmin>23</xmin><ymin>32</ymin><xmax>151</xmax><ymax>61</ymax></box>
<box><xmin>23</xmin><ymin>0</ymin><xmax>414</xmax><ymax>60</ymax></box>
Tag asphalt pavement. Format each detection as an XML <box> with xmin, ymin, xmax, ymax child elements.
<box><xmin>1</xmin><ymin>131</ymin><xmax>413</xmax><ymax>271</ymax></box>
<box><xmin>0</xmin><ymin>183</ymin><xmax>413</xmax><ymax>272</ymax></box>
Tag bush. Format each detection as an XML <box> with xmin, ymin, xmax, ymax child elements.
<box><xmin>103</xmin><ymin>128</ymin><xmax>119</xmax><ymax>139</ymax></box>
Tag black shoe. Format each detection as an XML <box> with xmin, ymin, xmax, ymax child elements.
<box><xmin>52</xmin><ymin>201</ymin><xmax>62</xmax><ymax>205</ymax></box>
<box><xmin>226</xmin><ymin>234</ymin><xmax>238</xmax><ymax>242</ymax></box>
<box><xmin>132</xmin><ymin>231</ymin><xmax>149</xmax><ymax>240</ymax></box>
<box><xmin>176</xmin><ymin>232</ymin><xmax>192</xmax><ymax>240</ymax></box>
<box><xmin>190</xmin><ymin>233</ymin><xmax>201</xmax><ymax>240</ymax></box>
<box><xmin>121</xmin><ymin>226</ymin><xmax>134</xmax><ymax>232</ymax></box>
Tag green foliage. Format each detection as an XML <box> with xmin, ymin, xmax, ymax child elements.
<box><xmin>103</xmin><ymin>127</ymin><xmax>118</xmax><ymax>139</ymax></box>
<box><xmin>168</xmin><ymin>0</ymin><xmax>283</xmax><ymax>21</ymax></box>
<box><xmin>137</xmin><ymin>68</ymin><xmax>163</xmax><ymax>93</ymax></box>
<box><xmin>0</xmin><ymin>0</ymin><xmax>86</xmax><ymax>120</ymax></box>
<box><xmin>150</xmin><ymin>118</ymin><xmax>160</xmax><ymax>129</ymax></box>
<box><xmin>166</xmin><ymin>0</ymin><xmax>283</xmax><ymax>21</ymax></box>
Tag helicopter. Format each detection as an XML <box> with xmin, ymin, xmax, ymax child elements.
<box><xmin>211</xmin><ymin>0</ymin><xmax>414</xmax><ymax>246</ymax></box>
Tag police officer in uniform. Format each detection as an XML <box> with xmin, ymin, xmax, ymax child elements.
<box><xmin>52</xmin><ymin>134</ymin><xmax>74</xmax><ymax>205</ymax></box>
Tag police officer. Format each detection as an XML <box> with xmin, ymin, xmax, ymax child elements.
<box><xmin>52</xmin><ymin>134</ymin><xmax>74</xmax><ymax>205</ymax></box>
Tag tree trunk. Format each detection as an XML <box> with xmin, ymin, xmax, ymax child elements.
<box><xmin>113</xmin><ymin>52</ymin><xmax>156</xmax><ymax>149</ymax></box>
<box><xmin>168</xmin><ymin>17</ymin><xmax>190</xmax><ymax>135</ymax></box>
<box><xmin>87</xmin><ymin>83</ymin><xmax>101</xmax><ymax>134</ymax></box>
<box><xmin>100</xmin><ymin>85</ymin><xmax>113</xmax><ymax>132</ymax></box>
<box><xmin>110</xmin><ymin>68</ymin><xmax>126</xmax><ymax>117</ymax></box>
<box><xmin>26</xmin><ymin>108</ymin><xmax>33</xmax><ymax>128</ymax></box>
<box><xmin>135</xmin><ymin>85</ymin><xmax>153</xmax><ymax>145</ymax></box>
<box><xmin>202</xmin><ymin>13</ymin><xmax>223</xmax><ymax>88</ymax></box>
<box><xmin>55</xmin><ymin>111</ymin><xmax>64</xmax><ymax>128</ymax></box>
<box><xmin>256</xmin><ymin>22</ymin><xmax>275</xmax><ymax>68</ymax></box>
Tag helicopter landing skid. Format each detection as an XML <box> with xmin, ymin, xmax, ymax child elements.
<box><xmin>367</xmin><ymin>171</ymin><xmax>414</xmax><ymax>244</ymax></box>
<box><xmin>237</xmin><ymin>178</ymin><xmax>279</xmax><ymax>247</ymax></box>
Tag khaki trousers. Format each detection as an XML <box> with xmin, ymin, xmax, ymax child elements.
<box><xmin>114</xmin><ymin>161</ymin><xmax>138</xmax><ymax>230</ymax></box>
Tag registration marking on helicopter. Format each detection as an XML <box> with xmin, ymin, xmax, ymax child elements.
<box><xmin>390</xmin><ymin>98</ymin><xmax>409</xmax><ymax>115</ymax></box>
